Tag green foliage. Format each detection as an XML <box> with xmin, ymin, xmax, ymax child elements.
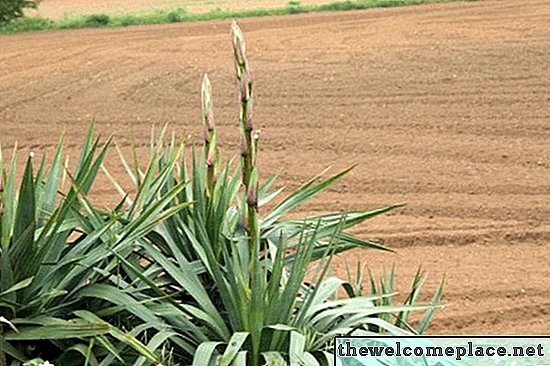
<box><xmin>286</xmin><ymin>0</ymin><xmax>304</xmax><ymax>14</ymax></box>
<box><xmin>0</xmin><ymin>0</ymin><xmax>41</xmax><ymax>25</ymax></box>
<box><xmin>0</xmin><ymin>126</ymin><xmax>188</xmax><ymax>365</ymax></box>
<box><xmin>0</xmin><ymin>131</ymin><xmax>113</xmax><ymax>363</ymax></box>
<box><xmin>0</xmin><ymin>15</ymin><xmax>50</xmax><ymax>32</ymax></box>
<box><xmin>166</xmin><ymin>8</ymin><xmax>187</xmax><ymax>23</ymax></box>
<box><xmin>84</xmin><ymin>13</ymin><xmax>110</xmax><ymax>27</ymax></box>
<box><xmin>318</xmin><ymin>0</ymin><xmax>357</xmax><ymax>11</ymax></box>
<box><xmin>118</xmin><ymin>14</ymin><xmax>139</xmax><ymax>27</ymax></box>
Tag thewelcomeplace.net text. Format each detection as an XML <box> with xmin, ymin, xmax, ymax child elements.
<box><xmin>337</xmin><ymin>341</ymin><xmax>545</xmax><ymax>361</ymax></box>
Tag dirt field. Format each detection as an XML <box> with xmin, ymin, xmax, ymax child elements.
<box><xmin>1</xmin><ymin>0</ymin><xmax>550</xmax><ymax>334</ymax></box>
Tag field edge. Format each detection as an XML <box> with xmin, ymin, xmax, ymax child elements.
<box><xmin>0</xmin><ymin>0</ymin><xmax>481</xmax><ymax>35</ymax></box>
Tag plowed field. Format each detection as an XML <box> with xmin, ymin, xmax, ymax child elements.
<box><xmin>1</xmin><ymin>0</ymin><xmax>549</xmax><ymax>334</ymax></box>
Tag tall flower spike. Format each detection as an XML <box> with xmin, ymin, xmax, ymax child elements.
<box><xmin>231</xmin><ymin>21</ymin><xmax>259</xmax><ymax>264</ymax></box>
<box><xmin>201</xmin><ymin>73</ymin><xmax>217</xmax><ymax>196</ymax></box>
<box><xmin>232</xmin><ymin>20</ymin><xmax>254</xmax><ymax>191</ymax></box>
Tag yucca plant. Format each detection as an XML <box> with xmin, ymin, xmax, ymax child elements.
<box><xmin>0</xmin><ymin>131</ymin><xmax>116</xmax><ymax>365</ymax></box>
<box><xmin>96</xmin><ymin>21</ymin><xmax>444</xmax><ymax>365</ymax></box>
<box><xmin>0</xmin><ymin>126</ymin><xmax>193</xmax><ymax>366</ymax></box>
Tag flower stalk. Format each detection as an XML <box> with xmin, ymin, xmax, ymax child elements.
<box><xmin>232</xmin><ymin>21</ymin><xmax>254</xmax><ymax>192</ymax></box>
<box><xmin>231</xmin><ymin>20</ymin><xmax>258</xmax><ymax>259</ymax></box>
<box><xmin>201</xmin><ymin>73</ymin><xmax>217</xmax><ymax>197</ymax></box>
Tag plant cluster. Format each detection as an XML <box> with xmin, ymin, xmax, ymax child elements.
<box><xmin>0</xmin><ymin>22</ymin><xmax>442</xmax><ymax>366</ymax></box>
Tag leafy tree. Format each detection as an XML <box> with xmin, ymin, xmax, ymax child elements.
<box><xmin>0</xmin><ymin>0</ymin><xmax>41</xmax><ymax>25</ymax></box>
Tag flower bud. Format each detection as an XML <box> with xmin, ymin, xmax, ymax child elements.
<box><xmin>247</xmin><ymin>181</ymin><xmax>258</xmax><ymax>209</ymax></box>
<box><xmin>231</xmin><ymin>20</ymin><xmax>247</xmax><ymax>68</ymax></box>
<box><xmin>201</xmin><ymin>74</ymin><xmax>214</xmax><ymax>130</ymax></box>
<box><xmin>240</xmin><ymin>71</ymin><xmax>251</xmax><ymax>103</ymax></box>
<box><xmin>240</xmin><ymin>134</ymin><xmax>247</xmax><ymax>158</ymax></box>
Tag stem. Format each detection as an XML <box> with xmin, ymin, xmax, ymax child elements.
<box><xmin>247</xmin><ymin>169</ymin><xmax>259</xmax><ymax>256</ymax></box>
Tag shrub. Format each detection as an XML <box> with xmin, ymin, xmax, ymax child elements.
<box><xmin>0</xmin><ymin>16</ymin><xmax>51</xmax><ymax>33</ymax></box>
<box><xmin>319</xmin><ymin>0</ymin><xmax>357</xmax><ymax>12</ymax></box>
<box><xmin>166</xmin><ymin>7</ymin><xmax>187</xmax><ymax>23</ymax></box>
<box><xmin>0</xmin><ymin>0</ymin><xmax>41</xmax><ymax>25</ymax></box>
<box><xmin>286</xmin><ymin>0</ymin><xmax>305</xmax><ymax>14</ymax></box>
<box><xmin>118</xmin><ymin>14</ymin><xmax>140</xmax><ymax>27</ymax></box>
<box><xmin>83</xmin><ymin>13</ymin><xmax>110</xmax><ymax>27</ymax></box>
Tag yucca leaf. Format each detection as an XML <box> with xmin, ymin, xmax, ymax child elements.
<box><xmin>37</xmin><ymin>135</ymin><xmax>65</xmax><ymax>225</ymax></box>
<box><xmin>102</xmin><ymin>163</ymin><xmax>132</xmax><ymax>207</ymax></box>
<box><xmin>219</xmin><ymin>332</ymin><xmax>249</xmax><ymax>366</ymax></box>
<box><xmin>396</xmin><ymin>267</ymin><xmax>425</xmax><ymax>328</ymax></box>
<box><xmin>4</xmin><ymin>319</ymin><xmax>109</xmax><ymax>340</ymax></box>
<box><xmin>270</xmin><ymin>206</ymin><xmax>402</xmax><ymax>252</ymax></box>
<box><xmin>289</xmin><ymin>331</ymin><xmax>306</xmax><ymax>366</ymax></box>
<box><xmin>115</xmin><ymin>142</ymin><xmax>140</xmax><ymax>188</ymax></box>
<box><xmin>1</xmin><ymin>144</ymin><xmax>18</xmax><ymax>247</ymax></box>
<box><xmin>416</xmin><ymin>276</ymin><xmax>445</xmax><ymax>334</ymax></box>
<box><xmin>133</xmin><ymin>329</ymin><xmax>179</xmax><ymax>366</ymax></box>
<box><xmin>232</xmin><ymin>351</ymin><xmax>248</xmax><ymax>366</ymax></box>
<box><xmin>110</xmin><ymin>249</ymin><xmax>210</xmax><ymax>344</ymax></box>
<box><xmin>262</xmin><ymin>352</ymin><xmax>287</xmax><ymax>366</ymax></box>
<box><xmin>78</xmin><ymin>284</ymin><xmax>162</xmax><ymax>325</ymax></box>
<box><xmin>132</xmin><ymin>132</ymin><xmax>144</xmax><ymax>187</ymax></box>
<box><xmin>0</xmin><ymin>337</ymin><xmax>25</xmax><ymax>361</ymax></box>
<box><xmin>108</xmin><ymin>327</ymin><xmax>160</xmax><ymax>365</ymax></box>
<box><xmin>302</xmin><ymin>352</ymin><xmax>321</xmax><ymax>366</ymax></box>
<box><xmin>94</xmin><ymin>335</ymin><xmax>125</xmax><ymax>363</ymax></box>
<box><xmin>262</xmin><ymin>167</ymin><xmax>353</xmax><ymax>228</ymax></box>
<box><xmin>74</xmin><ymin>120</ymin><xmax>96</xmax><ymax>174</ymax></box>
<box><xmin>75</xmin><ymin>310</ymin><xmax>162</xmax><ymax>365</ymax></box>
<box><xmin>135</xmin><ymin>241</ymin><xmax>228</xmax><ymax>336</ymax></box>
<box><xmin>0</xmin><ymin>249</ymin><xmax>15</xmax><ymax>307</ymax></box>
<box><xmin>193</xmin><ymin>341</ymin><xmax>223</xmax><ymax>366</ymax></box>
<box><xmin>0</xmin><ymin>277</ymin><xmax>33</xmax><ymax>297</ymax></box>
<box><xmin>9</xmin><ymin>224</ymin><xmax>35</xmax><ymax>284</ymax></box>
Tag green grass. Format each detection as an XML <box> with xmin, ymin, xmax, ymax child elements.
<box><xmin>0</xmin><ymin>0</ymin><xmax>479</xmax><ymax>35</ymax></box>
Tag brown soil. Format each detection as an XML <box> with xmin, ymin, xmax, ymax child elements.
<box><xmin>1</xmin><ymin>0</ymin><xmax>550</xmax><ymax>334</ymax></box>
